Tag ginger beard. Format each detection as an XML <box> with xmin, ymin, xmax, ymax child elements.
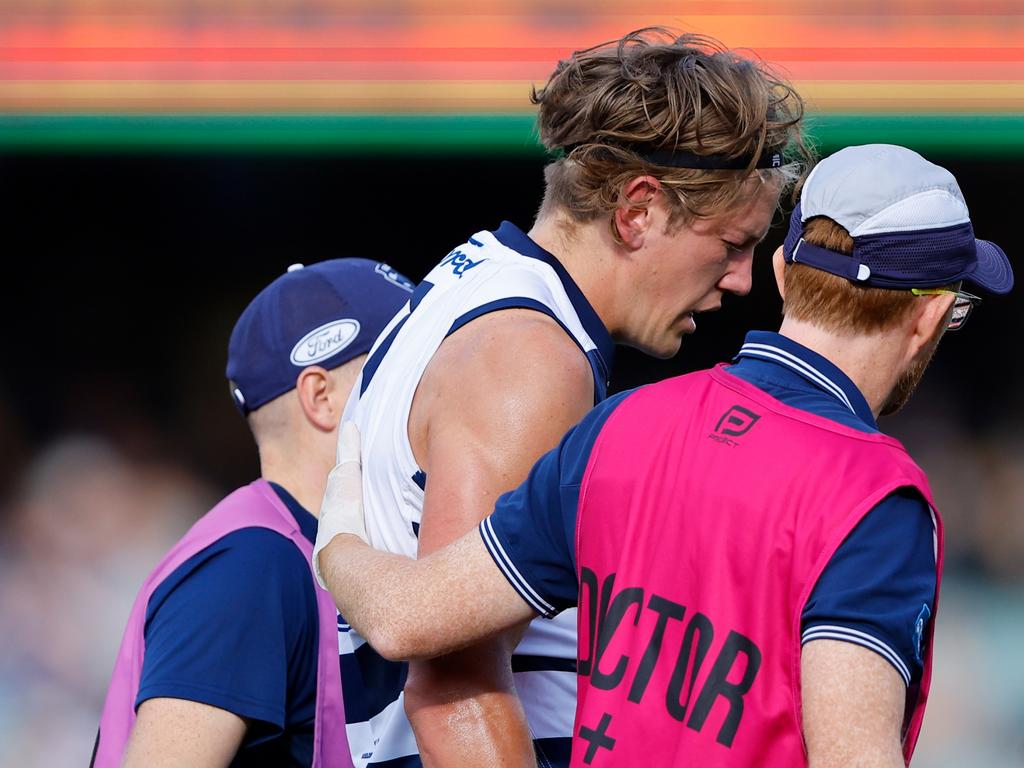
<box><xmin>880</xmin><ymin>320</ymin><xmax>947</xmax><ymax>417</ymax></box>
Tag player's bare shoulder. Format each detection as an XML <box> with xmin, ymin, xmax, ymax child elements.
<box><xmin>409</xmin><ymin>309</ymin><xmax>594</xmax><ymax>460</ymax></box>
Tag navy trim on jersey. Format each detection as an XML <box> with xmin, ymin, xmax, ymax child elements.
<box><xmin>359</xmin><ymin>282</ymin><xmax>435</xmax><ymax>396</ymax></box>
<box><xmin>448</xmin><ymin>296</ymin><xmax>608</xmax><ymax>405</ymax></box>
<box><xmin>491</xmin><ymin>221</ymin><xmax>614</xmax><ymax>388</ymax></box>
<box><xmin>409</xmin><ymin>280</ymin><xmax>434</xmax><ymax>312</ymax></box>
<box><xmin>360</xmin><ymin>315</ymin><xmax>410</xmax><ymax>396</ymax></box>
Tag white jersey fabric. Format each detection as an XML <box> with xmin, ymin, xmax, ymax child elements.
<box><xmin>338</xmin><ymin>221</ymin><xmax>614</xmax><ymax>768</ymax></box>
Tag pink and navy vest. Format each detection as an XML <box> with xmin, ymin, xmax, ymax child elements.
<box><xmin>93</xmin><ymin>479</ymin><xmax>351</xmax><ymax>768</ymax></box>
<box><xmin>572</xmin><ymin>367</ymin><xmax>942</xmax><ymax>767</ymax></box>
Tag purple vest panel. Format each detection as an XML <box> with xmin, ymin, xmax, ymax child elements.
<box><xmin>93</xmin><ymin>479</ymin><xmax>351</xmax><ymax>768</ymax></box>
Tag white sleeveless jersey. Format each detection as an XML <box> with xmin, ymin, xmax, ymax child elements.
<box><xmin>338</xmin><ymin>222</ymin><xmax>614</xmax><ymax>768</ymax></box>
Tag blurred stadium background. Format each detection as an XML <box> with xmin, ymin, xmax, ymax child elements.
<box><xmin>0</xmin><ymin>1</ymin><xmax>1022</xmax><ymax>765</ymax></box>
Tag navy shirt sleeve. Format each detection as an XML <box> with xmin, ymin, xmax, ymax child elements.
<box><xmin>802</xmin><ymin>488</ymin><xmax>937</xmax><ymax>687</ymax></box>
<box><xmin>480</xmin><ymin>391</ymin><xmax>634</xmax><ymax>618</ymax></box>
<box><xmin>137</xmin><ymin>527</ymin><xmax>319</xmax><ymax>740</ymax></box>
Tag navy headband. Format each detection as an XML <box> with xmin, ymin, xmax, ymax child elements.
<box><xmin>563</xmin><ymin>142</ymin><xmax>784</xmax><ymax>170</ymax></box>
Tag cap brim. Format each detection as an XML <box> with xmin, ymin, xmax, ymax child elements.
<box><xmin>967</xmin><ymin>239</ymin><xmax>1014</xmax><ymax>294</ymax></box>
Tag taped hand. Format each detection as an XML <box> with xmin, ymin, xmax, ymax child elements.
<box><xmin>312</xmin><ymin>421</ymin><xmax>368</xmax><ymax>588</ymax></box>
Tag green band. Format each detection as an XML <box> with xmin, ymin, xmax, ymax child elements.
<box><xmin>1</xmin><ymin>114</ymin><xmax>1022</xmax><ymax>155</ymax></box>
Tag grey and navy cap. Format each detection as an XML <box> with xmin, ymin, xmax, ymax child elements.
<box><xmin>226</xmin><ymin>258</ymin><xmax>414</xmax><ymax>415</ymax></box>
<box><xmin>783</xmin><ymin>144</ymin><xmax>1013</xmax><ymax>294</ymax></box>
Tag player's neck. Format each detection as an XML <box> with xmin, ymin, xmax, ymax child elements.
<box><xmin>528</xmin><ymin>214</ymin><xmax>622</xmax><ymax>334</ymax></box>
<box><xmin>777</xmin><ymin>319</ymin><xmax>904</xmax><ymax>420</ymax></box>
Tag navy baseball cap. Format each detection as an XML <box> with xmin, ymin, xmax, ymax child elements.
<box><xmin>226</xmin><ymin>258</ymin><xmax>414</xmax><ymax>415</ymax></box>
<box><xmin>783</xmin><ymin>144</ymin><xmax>1013</xmax><ymax>294</ymax></box>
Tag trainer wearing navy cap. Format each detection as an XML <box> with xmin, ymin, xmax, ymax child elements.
<box><xmin>94</xmin><ymin>259</ymin><xmax>413</xmax><ymax>768</ymax></box>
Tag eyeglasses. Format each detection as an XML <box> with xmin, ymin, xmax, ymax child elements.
<box><xmin>910</xmin><ymin>288</ymin><xmax>982</xmax><ymax>331</ymax></box>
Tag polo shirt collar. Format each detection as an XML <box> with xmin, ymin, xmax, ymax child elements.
<box><xmin>733</xmin><ymin>330</ymin><xmax>877</xmax><ymax>429</ymax></box>
<box><xmin>268</xmin><ymin>481</ymin><xmax>318</xmax><ymax>545</ymax></box>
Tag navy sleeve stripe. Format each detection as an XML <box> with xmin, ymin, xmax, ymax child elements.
<box><xmin>802</xmin><ymin>624</ymin><xmax>911</xmax><ymax>686</ymax></box>
<box><xmin>479</xmin><ymin>517</ymin><xmax>556</xmax><ymax>618</ymax></box>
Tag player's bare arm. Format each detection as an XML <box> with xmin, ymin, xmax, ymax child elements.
<box><xmin>321</xmin><ymin>527</ymin><xmax>535</xmax><ymax>661</ymax></box>
<box><xmin>122</xmin><ymin>698</ymin><xmax>247</xmax><ymax>768</ymax></box>
<box><xmin>403</xmin><ymin>308</ymin><xmax>593</xmax><ymax>768</ymax></box>
<box><xmin>801</xmin><ymin>640</ymin><xmax>907</xmax><ymax>768</ymax></box>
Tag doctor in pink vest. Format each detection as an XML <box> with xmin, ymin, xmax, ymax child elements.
<box><xmin>94</xmin><ymin>259</ymin><xmax>413</xmax><ymax>767</ymax></box>
<box><xmin>313</xmin><ymin>145</ymin><xmax>1013</xmax><ymax>767</ymax></box>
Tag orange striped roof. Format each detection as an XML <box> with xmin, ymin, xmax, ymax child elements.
<box><xmin>1</xmin><ymin>2</ymin><xmax>1022</xmax><ymax>114</ymax></box>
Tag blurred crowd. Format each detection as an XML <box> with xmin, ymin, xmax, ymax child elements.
<box><xmin>0</xmin><ymin>435</ymin><xmax>214</xmax><ymax>766</ymax></box>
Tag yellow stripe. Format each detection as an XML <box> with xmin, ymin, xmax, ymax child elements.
<box><xmin>2</xmin><ymin>80</ymin><xmax>1021</xmax><ymax>112</ymax></box>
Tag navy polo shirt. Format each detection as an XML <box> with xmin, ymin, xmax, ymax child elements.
<box><xmin>137</xmin><ymin>482</ymin><xmax>319</xmax><ymax>766</ymax></box>
<box><xmin>482</xmin><ymin>331</ymin><xmax>937</xmax><ymax>689</ymax></box>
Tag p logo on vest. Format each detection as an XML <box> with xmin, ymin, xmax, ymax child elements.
<box><xmin>709</xmin><ymin>405</ymin><xmax>761</xmax><ymax>447</ymax></box>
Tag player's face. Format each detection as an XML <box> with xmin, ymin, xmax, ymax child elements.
<box><xmin>623</xmin><ymin>182</ymin><xmax>780</xmax><ymax>359</ymax></box>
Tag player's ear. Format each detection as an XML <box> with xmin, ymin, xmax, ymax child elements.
<box><xmin>613</xmin><ymin>175</ymin><xmax>661</xmax><ymax>249</ymax></box>
<box><xmin>772</xmin><ymin>246</ymin><xmax>786</xmax><ymax>301</ymax></box>
<box><xmin>295</xmin><ymin>366</ymin><xmax>339</xmax><ymax>432</ymax></box>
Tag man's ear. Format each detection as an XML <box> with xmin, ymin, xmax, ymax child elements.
<box><xmin>772</xmin><ymin>246</ymin><xmax>786</xmax><ymax>301</ymax></box>
<box><xmin>612</xmin><ymin>175</ymin><xmax>662</xmax><ymax>249</ymax></box>
<box><xmin>295</xmin><ymin>366</ymin><xmax>340</xmax><ymax>432</ymax></box>
<box><xmin>906</xmin><ymin>291</ymin><xmax>955</xmax><ymax>362</ymax></box>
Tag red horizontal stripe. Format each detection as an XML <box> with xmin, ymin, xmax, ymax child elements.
<box><xmin>4</xmin><ymin>61</ymin><xmax>1022</xmax><ymax>81</ymax></box>
<box><xmin>3</xmin><ymin>23</ymin><xmax>1023</xmax><ymax>51</ymax></box>
<box><xmin>1</xmin><ymin>1</ymin><xmax>1022</xmax><ymax>15</ymax></box>
<box><xmin>2</xmin><ymin>46</ymin><xmax>1022</xmax><ymax>63</ymax></box>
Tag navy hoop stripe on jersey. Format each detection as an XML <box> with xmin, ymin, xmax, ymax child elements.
<box><xmin>340</xmin><ymin>643</ymin><xmax>409</xmax><ymax>724</ymax></box>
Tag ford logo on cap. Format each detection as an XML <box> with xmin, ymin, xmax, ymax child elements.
<box><xmin>290</xmin><ymin>319</ymin><xmax>361</xmax><ymax>366</ymax></box>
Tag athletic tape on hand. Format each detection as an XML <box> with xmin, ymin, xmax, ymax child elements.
<box><xmin>312</xmin><ymin>421</ymin><xmax>369</xmax><ymax>589</ymax></box>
